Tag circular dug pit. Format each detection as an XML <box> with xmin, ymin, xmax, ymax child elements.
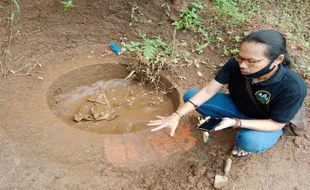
<box><xmin>47</xmin><ymin>63</ymin><xmax>180</xmax><ymax>134</ymax></box>
<box><xmin>45</xmin><ymin>62</ymin><xmax>197</xmax><ymax>167</ymax></box>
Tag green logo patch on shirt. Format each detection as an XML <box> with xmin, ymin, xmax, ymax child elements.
<box><xmin>255</xmin><ymin>90</ymin><xmax>271</xmax><ymax>104</ymax></box>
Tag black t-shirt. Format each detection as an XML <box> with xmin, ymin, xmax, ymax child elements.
<box><xmin>215</xmin><ymin>58</ymin><xmax>307</xmax><ymax>123</ymax></box>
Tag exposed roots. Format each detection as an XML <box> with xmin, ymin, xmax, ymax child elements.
<box><xmin>126</xmin><ymin>56</ymin><xmax>169</xmax><ymax>93</ymax></box>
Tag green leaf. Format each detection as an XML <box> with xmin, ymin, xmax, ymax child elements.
<box><xmin>122</xmin><ymin>41</ymin><xmax>140</xmax><ymax>52</ymax></box>
<box><xmin>234</xmin><ymin>35</ymin><xmax>240</xmax><ymax>42</ymax></box>
<box><xmin>188</xmin><ymin>2</ymin><xmax>205</xmax><ymax>10</ymax></box>
<box><xmin>142</xmin><ymin>40</ymin><xmax>157</xmax><ymax>59</ymax></box>
<box><xmin>196</xmin><ymin>43</ymin><xmax>208</xmax><ymax>54</ymax></box>
<box><xmin>230</xmin><ymin>48</ymin><xmax>239</xmax><ymax>55</ymax></box>
<box><xmin>181</xmin><ymin>52</ymin><xmax>190</xmax><ymax>61</ymax></box>
<box><xmin>208</xmin><ymin>37</ymin><xmax>216</xmax><ymax>43</ymax></box>
<box><xmin>176</xmin><ymin>21</ymin><xmax>184</xmax><ymax>29</ymax></box>
<box><xmin>59</xmin><ymin>0</ymin><xmax>76</xmax><ymax>12</ymax></box>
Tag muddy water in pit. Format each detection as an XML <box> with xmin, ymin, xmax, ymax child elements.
<box><xmin>54</xmin><ymin>79</ymin><xmax>174</xmax><ymax>134</ymax></box>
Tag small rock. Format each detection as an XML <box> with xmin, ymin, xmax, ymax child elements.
<box><xmin>179</xmin><ymin>182</ymin><xmax>186</xmax><ymax>188</ymax></box>
<box><xmin>209</xmin><ymin>150</ymin><xmax>217</xmax><ymax>157</ymax></box>
<box><xmin>293</xmin><ymin>138</ymin><xmax>302</xmax><ymax>148</ymax></box>
<box><xmin>196</xmin><ymin>181</ymin><xmax>204</xmax><ymax>189</ymax></box>
<box><xmin>197</xmin><ymin>71</ymin><xmax>203</xmax><ymax>77</ymax></box>
<box><xmin>193</xmin><ymin>166</ymin><xmax>206</xmax><ymax>177</ymax></box>
<box><xmin>149</xmin><ymin>183</ymin><xmax>158</xmax><ymax>190</ymax></box>
<box><xmin>187</xmin><ymin>175</ymin><xmax>195</xmax><ymax>183</ymax></box>
<box><xmin>210</xmin><ymin>178</ymin><xmax>214</xmax><ymax>185</ymax></box>
<box><xmin>206</xmin><ymin>172</ymin><xmax>214</xmax><ymax>179</ymax></box>
<box><xmin>304</xmin><ymin>134</ymin><xmax>310</xmax><ymax>139</ymax></box>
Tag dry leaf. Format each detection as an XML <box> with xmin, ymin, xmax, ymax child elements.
<box><xmin>290</xmin><ymin>45</ymin><xmax>298</xmax><ymax>50</ymax></box>
<box><xmin>194</xmin><ymin>59</ymin><xmax>200</xmax><ymax>68</ymax></box>
<box><xmin>243</xmin><ymin>30</ymin><xmax>252</xmax><ymax>36</ymax></box>
<box><xmin>201</xmin><ymin>61</ymin><xmax>208</xmax><ymax>65</ymax></box>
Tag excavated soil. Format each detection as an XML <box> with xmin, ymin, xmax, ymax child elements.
<box><xmin>0</xmin><ymin>0</ymin><xmax>310</xmax><ymax>190</ymax></box>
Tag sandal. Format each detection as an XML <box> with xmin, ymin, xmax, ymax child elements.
<box><xmin>232</xmin><ymin>145</ymin><xmax>251</xmax><ymax>158</ymax></box>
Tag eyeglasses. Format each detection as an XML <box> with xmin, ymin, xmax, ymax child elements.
<box><xmin>235</xmin><ymin>55</ymin><xmax>265</xmax><ymax>66</ymax></box>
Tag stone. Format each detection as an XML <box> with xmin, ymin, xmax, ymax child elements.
<box><xmin>193</xmin><ymin>165</ymin><xmax>206</xmax><ymax>177</ymax></box>
<box><xmin>206</xmin><ymin>172</ymin><xmax>214</xmax><ymax>179</ymax></box>
<box><xmin>196</xmin><ymin>181</ymin><xmax>204</xmax><ymax>189</ymax></box>
<box><xmin>188</xmin><ymin>175</ymin><xmax>196</xmax><ymax>183</ymax></box>
<box><xmin>293</xmin><ymin>138</ymin><xmax>302</xmax><ymax>148</ymax></box>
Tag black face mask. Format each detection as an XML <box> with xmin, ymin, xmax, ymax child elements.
<box><xmin>243</xmin><ymin>56</ymin><xmax>277</xmax><ymax>79</ymax></box>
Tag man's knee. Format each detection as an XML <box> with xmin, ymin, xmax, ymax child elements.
<box><xmin>236</xmin><ymin>129</ymin><xmax>282</xmax><ymax>153</ymax></box>
<box><xmin>183</xmin><ymin>89</ymin><xmax>199</xmax><ymax>102</ymax></box>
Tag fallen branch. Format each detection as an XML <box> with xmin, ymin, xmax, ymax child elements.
<box><xmin>101</xmin><ymin>90</ymin><xmax>111</xmax><ymax>108</ymax></box>
<box><xmin>0</xmin><ymin>12</ymin><xmax>15</xmax><ymax>75</ymax></box>
<box><xmin>124</xmin><ymin>80</ymin><xmax>131</xmax><ymax>101</ymax></box>
<box><xmin>10</xmin><ymin>59</ymin><xmax>42</xmax><ymax>76</ymax></box>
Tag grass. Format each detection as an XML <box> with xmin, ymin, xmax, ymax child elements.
<box><xmin>173</xmin><ymin>1</ymin><xmax>212</xmax><ymax>54</ymax></box>
<box><xmin>121</xmin><ymin>32</ymin><xmax>192</xmax><ymax>89</ymax></box>
<box><xmin>58</xmin><ymin>0</ymin><xmax>75</xmax><ymax>12</ymax></box>
<box><xmin>213</xmin><ymin>0</ymin><xmax>245</xmax><ymax>22</ymax></box>
<box><xmin>173</xmin><ymin>1</ymin><xmax>205</xmax><ymax>31</ymax></box>
<box><xmin>11</xmin><ymin>0</ymin><xmax>20</xmax><ymax>15</ymax></box>
<box><xmin>122</xmin><ymin>34</ymin><xmax>171</xmax><ymax>60</ymax></box>
<box><xmin>171</xmin><ymin>1</ymin><xmax>261</xmax><ymax>56</ymax></box>
<box><xmin>129</xmin><ymin>4</ymin><xmax>143</xmax><ymax>27</ymax></box>
<box><xmin>212</xmin><ymin>0</ymin><xmax>260</xmax><ymax>26</ymax></box>
<box><xmin>292</xmin><ymin>62</ymin><xmax>310</xmax><ymax>78</ymax></box>
<box><xmin>0</xmin><ymin>0</ymin><xmax>21</xmax><ymax>75</ymax></box>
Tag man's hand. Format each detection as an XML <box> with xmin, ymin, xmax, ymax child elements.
<box><xmin>148</xmin><ymin>113</ymin><xmax>180</xmax><ymax>137</ymax></box>
<box><xmin>213</xmin><ymin>117</ymin><xmax>236</xmax><ymax>131</ymax></box>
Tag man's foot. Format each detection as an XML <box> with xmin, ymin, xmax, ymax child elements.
<box><xmin>232</xmin><ymin>146</ymin><xmax>251</xmax><ymax>158</ymax></box>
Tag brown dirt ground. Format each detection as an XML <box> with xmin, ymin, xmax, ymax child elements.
<box><xmin>0</xmin><ymin>0</ymin><xmax>310</xmax><ymax>189</ymax></box>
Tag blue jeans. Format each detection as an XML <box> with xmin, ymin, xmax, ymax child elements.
<box><xmin>183</xmin><ymin>89</ymin><xmax>283</xmax><ymax>153</ymax></box>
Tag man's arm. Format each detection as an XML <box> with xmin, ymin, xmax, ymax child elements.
<box><xmin>214</xmin><ymin>118</ymin><xmax>286</xmax><ymax>132</ymax></box>
<box><xmin>239</xmin><ymin>119</ymin><xmax>286</xmax><ymax>131</ymax></box>
<box><xmin>175</xmin><ymin>79</ymin><xmax>223</xmax><ymax>116</ymax></box>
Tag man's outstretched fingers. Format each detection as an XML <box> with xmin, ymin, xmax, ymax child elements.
<box><xmin>170</xmin><ymin>127</ymin><xmax>176</xmax><ymax>137</ymax></box>
<box><xmin>147</xmin><ymin>122</ymin><xmax>163</xmax><ymax>126</ymax></box>
<box><xmin>151</xmin><ymin>125</ymin><xmax>166</xmax><ymax>132</ymax></box>
<box><xmin>156</xmin><ymin>115</ymin><xmax>165</xmax><ymax>119</ymax></box>
<box><xmin>148</xmin><ymin>119</ymin><xmax>162</xmax><ymax>123</ymax></box>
